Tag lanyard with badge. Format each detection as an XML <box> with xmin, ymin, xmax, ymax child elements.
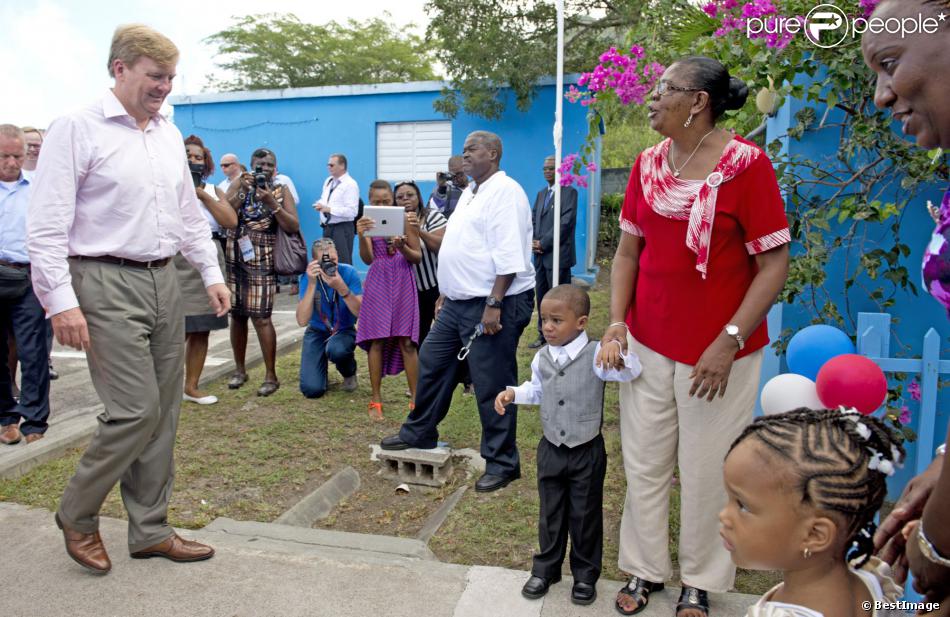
<box><xmin>313</xmin><ymin>279</ymin><xmax>341</xmax><ymax>334</ymax></box>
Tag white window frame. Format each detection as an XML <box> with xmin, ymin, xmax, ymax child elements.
<box><xmin>376</xmin><ymin>121</ymin><xmax>452</xmax><ymax>183</ymax></box>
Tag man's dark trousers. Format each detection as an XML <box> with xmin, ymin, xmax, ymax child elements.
<box><xmin>0</xmin><ymin>285</ymin><xmax>52</xmax><ymax>436</ymax></box>
<box><xmin>534</xmin><ymin>263</ymin><xmax>572</xmax><ymax>335</ymax></box>
<box><xmin>398</xmin><ymin>290</ymin><xmax>533</xmax><ymax>476</ymax></box>
<box><xmin>323</xmin><ymin>222</ymin><xmax>355</xmax><ymax>265</ymax></box>
<box><xmin>532</xmin><ymin>434</ymin><xmax>607</xmax><ymax>584</ymax></box>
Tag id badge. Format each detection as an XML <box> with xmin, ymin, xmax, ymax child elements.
<box><xmin>238</xmin><ymin>236</ymin><xmax>255</xmax><ymax>261</ymax></box>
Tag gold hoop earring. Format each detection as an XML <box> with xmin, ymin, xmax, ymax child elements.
<box><xmin>684</xmin><ymin>114</ymin><xmax>694</xmax><ymax>128</ymax></box>
<box><xmin>803</xmin><ymin>547</ymin><xmax>812</xmax><ymax>559</ymax></box>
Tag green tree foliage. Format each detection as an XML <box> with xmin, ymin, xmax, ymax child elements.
<box><xmin>425</xmin><ymin>0</ymin><xmax>664</xmax><ymax>119</ymax></box>
<box><xmin>205</xmin><ymin>13</ymin><xmax>437</xmax><ymax>91</ymax></box>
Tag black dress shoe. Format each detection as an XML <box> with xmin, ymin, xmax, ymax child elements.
<box><xmin>380</xmin><ymin>434</ymin><xmax>412</xmax><ymax>450</ymax></box>
<box><xmin>528</xmin><ymin>336</ymin><xmax>545</xmax><ymax>349</ymax></box>
<box><xmin>521</xmin><ymin>574</ymin><xmax>560</xmax><ymax>599</ymax></box>
<box><xmin>474</xmin><ymin>471</ymin><xmax>520</xmax><ymax>492</ymax></box>
<box><xmin>571</xmin><ymin>581</ymin><xmax>597</xmax><ymax>605</ymax></box>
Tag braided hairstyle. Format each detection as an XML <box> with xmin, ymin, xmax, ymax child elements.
<box><xmin>728</xmin><ymin>407</ymin><xmax>905</xmax><ymax>567</ymax></box>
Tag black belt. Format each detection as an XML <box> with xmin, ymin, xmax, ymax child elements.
<box><xmin>70</xmin><ymin>255</ymin><xmax>171</xmax><ymax>269</ymax></box>
<box><xmin>0</xmin><ymin>260</ymin><xmax>29</xmax><ymax>269</ymax></box>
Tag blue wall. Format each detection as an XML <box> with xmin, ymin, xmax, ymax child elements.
<box><xmin>170</xmin><ymin>82</ymin><xmax>594</xmax><ymax>278</ymax></box>
<box><xmin>766</xmin><ymin>92</ymin><xmax>949</xmax><ymax>494</ymax></box>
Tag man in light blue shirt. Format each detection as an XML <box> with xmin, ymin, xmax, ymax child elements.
<box><xmin>0</xmin><ymin>124</ymin><xmax>51</xmax><ymax>445</ymax></box>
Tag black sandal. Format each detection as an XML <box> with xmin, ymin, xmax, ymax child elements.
<box><xmin>676</xmin><ymin>586</ymin><xmax>709</xmax><ymax>617</ymax></box>
<box><xmin>615</xmin><ymin>575</ymin><xmax>664</xmax><ymax>615</ymax></box>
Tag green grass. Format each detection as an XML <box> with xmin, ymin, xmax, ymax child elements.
<box><xmin>0</xmin><ymin>269</ymin><xmax>780</xmax><ymax>593</ymax></box>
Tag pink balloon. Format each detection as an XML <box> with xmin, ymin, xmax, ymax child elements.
<box><xmin>816</xmin><ymin>354</ymin><xmax>887</xmax><ymax>415</ymax></box>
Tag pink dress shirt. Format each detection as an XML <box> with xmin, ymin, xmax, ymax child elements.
<box><xmin>27</xmin><ymin>90</ymin><xmax>224</xmax><ymax>317</ymax></box>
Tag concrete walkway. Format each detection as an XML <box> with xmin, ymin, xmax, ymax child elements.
<box><xmin>0</xmin><ymin>502</ymin><xmax>760</xmax><ymax>617</ymax></box>
<box><xmin>0</xmin><ymin>292</ymin><xmax>303</xmax><ymax>480</ymax></box>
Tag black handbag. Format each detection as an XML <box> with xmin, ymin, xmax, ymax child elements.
<box><xmin>0</xmin><ymin>264</ymin><xmax>31</xmax><ymax>300</ymax></box>
<box><xmin>274</xmin><ymin>227</ymin><xmax>308</xmax><ymax>276</ymax></box>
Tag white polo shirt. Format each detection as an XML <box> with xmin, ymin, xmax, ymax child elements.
<box><xmin>437</xmin><ymin>170</ymin><xmax>535</xmax><ymax>300</ymax></box>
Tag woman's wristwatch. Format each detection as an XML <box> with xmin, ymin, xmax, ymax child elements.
<box><xmin>724</xmin><ymin>324</ymin><xmax>745</xmax><ymax>350</ymax></box>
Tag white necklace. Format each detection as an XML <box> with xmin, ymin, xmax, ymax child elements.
<box><xmin>669</xmin><ymin>129</ymin><xmax>716</xmax><ymax>178</ymax></box>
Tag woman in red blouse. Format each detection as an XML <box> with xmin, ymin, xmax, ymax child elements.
<box><xmin>598</xmin><ymin>56</ymin><xmax>790</xmax><ymax>617</ymax></box>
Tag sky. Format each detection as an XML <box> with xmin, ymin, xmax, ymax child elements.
<box><xmin>2</xmin><ymin>0</ymin><xmax>432</xmax><ymax>128</ymax></box>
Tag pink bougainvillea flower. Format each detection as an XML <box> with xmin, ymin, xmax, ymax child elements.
<box><xmin>907</xmin><ymin>380</ymin><xmax>922</xmax><ymax>402</ymax></box>
<box><xmin>899</xmin><ymin>406</ymin><xmax>911</xmax><ymax>425</ymax></box>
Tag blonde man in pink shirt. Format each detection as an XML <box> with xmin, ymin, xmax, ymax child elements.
<box><xmin>27</xmin><ymin>24</ymin><xmax>230</xmax><ymax>575</ymax></box>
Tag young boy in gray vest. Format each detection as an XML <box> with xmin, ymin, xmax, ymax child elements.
<box><xmin>494</xmin><ymin>284</ymin><xmax>641</xmax><ymax>606</ymax></box>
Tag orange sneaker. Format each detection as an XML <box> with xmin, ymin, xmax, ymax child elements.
<box><xmin>368</xmin><ymin>401</ymin><xmax>383</xmax><ymax>421</ymax></box>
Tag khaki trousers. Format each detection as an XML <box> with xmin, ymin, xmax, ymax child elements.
<box><xmin>58</xmin><ymin>259</ymin><xmax>184</xmax><ymax>552</ymax></box>
<box><xmin>617</xmin><ymin>337</ymin><xmax>763</xmax><ymax>592</ymax></box>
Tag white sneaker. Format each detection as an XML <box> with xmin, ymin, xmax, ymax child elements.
<box><xmin>183</xmin><ymin>393</ymin><xmax>218</xmax><ymax>405</ymax></box>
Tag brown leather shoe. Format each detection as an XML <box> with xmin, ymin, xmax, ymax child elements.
<box><xmin>55</xmin><ymin>512</ymin><xmax>111</xmax><ymax>574</ymax></box>
<box><xmin>25</xmin><ymin>433</ymin><xmax>44</xmax><ymax>444</ymax></box>
<box><xmin>130</xmin><ymin>533</ymin><xmax>215</xmax><ymax>562</ymax></box>
<box><xmin>0</xmin><ymin>424</ymin><xmax>21</xmax><ymax>445</ymax></box>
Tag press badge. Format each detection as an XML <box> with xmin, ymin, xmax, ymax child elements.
<box><xmin>238</xmin><ymin>236</ymin><xmax>255</xmax><ymax>261</ymax></box>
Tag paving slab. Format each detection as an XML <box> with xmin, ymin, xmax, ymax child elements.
<box><xmin>0</xmin><ymin>503</ymin><xmax>762</xmax><ymax>617</ymax></box>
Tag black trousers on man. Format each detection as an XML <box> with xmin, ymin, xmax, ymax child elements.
<box><xmin>324</xmin><ymin>221</ymin><xmax>355</xmax><ymax>265</ymax></box>
<box><xmin>534</xmin><ymin>264</ymin><xmax>572</xmax><ymax>334</ymax></box>
<box><xmin>398</xmin><ymin>290</ymin><xmax>533</xmax><ymax>477</ymax></box>
<box><xmin>532</xmin><ymin>434</ymin><xmax>607</xmax><ymax>585</ymax></box>
<box><xmin>0</xmin><ymin>285</ymin><xmax>52</xmax><ymax>436</ymax></box>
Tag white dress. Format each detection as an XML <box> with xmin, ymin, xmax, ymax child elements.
<box><xmin>746</xmin><ymin>558</ymin><xmax>902</xmax><ymax>617</ymax></box>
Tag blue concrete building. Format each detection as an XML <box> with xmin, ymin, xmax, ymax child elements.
<box><xmin>169</xmin><ymin>78</ymin><xmax>599</xmax><ymax>280</ymax></box>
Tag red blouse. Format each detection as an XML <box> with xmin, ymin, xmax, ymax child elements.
<box><xmin>619</xmin><ymin>136</ymin><xmax>789</xmax><ymax>365</ymax></box>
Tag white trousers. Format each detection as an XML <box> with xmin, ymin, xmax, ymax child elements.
<box><xmin>617</xmin><ymin>336</ymin><xmax>763</xmax><ymax>592</ymax></box>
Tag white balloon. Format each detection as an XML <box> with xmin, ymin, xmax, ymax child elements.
<box><xmin>760</xmin><ymin>374</ymin><xmax>823</xmax><ymax>416</ymax></box>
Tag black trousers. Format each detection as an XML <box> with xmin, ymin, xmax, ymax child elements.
<box><xmin>398</xmin><ymin>289</ymin><xmax>533</xmax><ymax>476</ymax></box>
<box><xmin>416</xmin><ymin>285</ymin><xmax>440</xmax><ymax>346</ymax></box>
<box><xmin>0</xmin><ymin>285</ymin><xmax>53</xmax><ymax>435</ymax></box>
<box><xmin>532</xmin><ymin>434</ymin><xmax>606</xmax><ymax>584</ymax></box>
<box><xmin>534</xmin><ymin>264</ymin><xmax>573</xmax><ymax>334</ymax></box>
<box><xmin>324</xmin><ymin>221</ymin><xmax>355</xmax><ymax>265</ymax></box>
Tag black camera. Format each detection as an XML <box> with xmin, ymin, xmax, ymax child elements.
<box><xmin>253</xmin><ymin>165</ymin><xmax>268</xmax><ymax>189</ymax></box>
<box><xmin>188</xmin><ymin>162</ymin><xmax>204</xmax><ymax>188</ymax></box>
<box><xmin>319</xmin><ymin>253</ymin><xmax>337</xmax><ymax>278</ymax></box>
<box><xmin>436</xmin><ymin>171</ymin><xmax>450</xmax><ymax>183</ymax></box>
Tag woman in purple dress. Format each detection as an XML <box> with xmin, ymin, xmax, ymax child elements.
<box><xmin>862</xmin><ymin>0</ymin><xmax>950</xmax><ymax>609</ymax></box>
<box><xmin>355</xmin><ymin>180</ymin><xmax>422</xmax><ymax>420</ymax></box>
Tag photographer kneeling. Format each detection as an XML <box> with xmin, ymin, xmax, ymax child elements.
<box><xmin>296</xmin><ymin>239</ymin><xmax>362</xmax><ymax>399</ymax></box>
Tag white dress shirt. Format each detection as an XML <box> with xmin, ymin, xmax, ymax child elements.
<box><xmin>509</xmin><ymin>332</ymin><xmax>642</xmax><ymax>404</ymax></box>
<box><xmin>27</xmin><ymin>89</ymin><xmax>223</xmax><ymax>316</ymax></box>
<box><xmin>317</xmin><ymin>172</ymin><xmax>359</xmax><ymax>224</ymax></box>
<box><xmin>437</xmin><ymin>171</ymin><xmax>535</xmax><ymax>300</ymax></box>
<box><xmin>0</xmin><ymin>174</ymin><xmax>32</xmax><ymax>264</ymax></box>
<box><xmin>275</xmin><ymin>173</ymin><xmax>300</xmax><ymax>205</ymax></box>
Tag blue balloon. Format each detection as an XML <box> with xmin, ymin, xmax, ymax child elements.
<box><xmin>786</xmin><ymin>325</ymin><xmax>855</xmax><ymax>381</ymax></box>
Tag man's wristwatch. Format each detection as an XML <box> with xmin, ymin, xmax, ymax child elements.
<box><xmin>485</xmin><ymin>295</ymin><xmax>503</xmax><ymax>309</ymax></box>
<box><xmin>724</xmin><ymin>324</ymin><xmax>745</xmax><ymax>351</ymax></box>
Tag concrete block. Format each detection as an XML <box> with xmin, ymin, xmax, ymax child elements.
<box><xmin>276</xmin><ymin>466</ymin><xmax>360</xmax><ymax>527</ymax></box>
<box><xmin>378</xmin><ymin>447</ymin><xmax>454</xmax><ymax>487</ymax></box>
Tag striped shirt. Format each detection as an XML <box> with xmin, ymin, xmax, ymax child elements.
<box><xmin>413</xmin><ymin>208</ymin><xmax>447</xmax><ymax>291</ymax></box>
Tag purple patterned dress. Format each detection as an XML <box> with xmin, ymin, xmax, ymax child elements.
<box><xmin>356</xmin><ymin>237</ymin><xmax>420</xmax><ymax>375</ymax></box>
<box><xmin>923</xmin><ymin>188</ymin><xmax>950</xmax><ymax>314</ymax></box>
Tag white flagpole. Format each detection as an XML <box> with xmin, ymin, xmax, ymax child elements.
<box><xmin>552</xmin><ymin>0</ymin><xmax>564</xmax><ymax>286</ymax></box>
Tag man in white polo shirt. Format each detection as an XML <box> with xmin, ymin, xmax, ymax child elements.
<box><xmin>381</xmin><ymin>130</ymin><xmax>535</xmax><ymax>493</ymax></box>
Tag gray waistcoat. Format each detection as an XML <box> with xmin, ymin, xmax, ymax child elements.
<box><xmin>538</xmin><ymin>340</ymin><xmax>605</xmax><ymax>448</ymax></box>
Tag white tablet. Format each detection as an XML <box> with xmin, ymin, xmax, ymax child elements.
<box><xmin>363</xmin><ymin>206</ymin><xmax>406</xmax><ymax>237</ymax></box>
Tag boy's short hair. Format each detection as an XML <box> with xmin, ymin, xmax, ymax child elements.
<box><xmin>542</xmin><ymin>284</ymin><xmax>590</xmax><ymax>317</ymax></box>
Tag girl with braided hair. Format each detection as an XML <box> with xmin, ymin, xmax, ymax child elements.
<box><xmin>719</xmin><ymin>407</ymin><xmax>904</xmax><ymax>616</ymax></box>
